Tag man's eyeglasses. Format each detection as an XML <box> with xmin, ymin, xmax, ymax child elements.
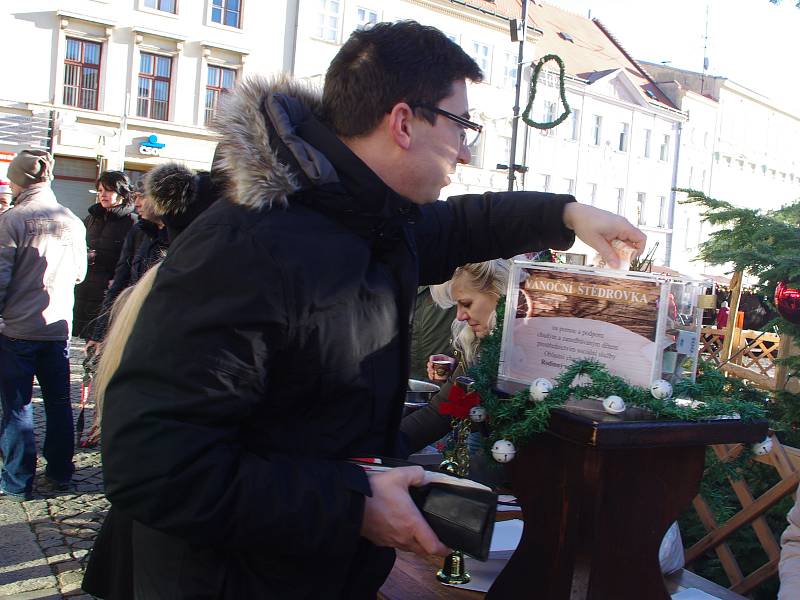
<box><xmin>414</xmin><ymin>104</ymin><xmax>482</xmax><ymax>147</ymax></box>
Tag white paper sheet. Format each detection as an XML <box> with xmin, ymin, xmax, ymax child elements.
<box><xmin>489</xmin><ymin>519</ymin><xmax>523</xmax><ymax>559</ymax></box>
<box><xmin>671</xmin><ymin>589</ymin><xmax>721</xmax><ymax>599</ymax></box>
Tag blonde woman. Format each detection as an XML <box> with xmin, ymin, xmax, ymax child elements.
<box><xmin>400</xmin><ymin>259</ymin><xmax>510</xmax><ymax>453</ymax></box>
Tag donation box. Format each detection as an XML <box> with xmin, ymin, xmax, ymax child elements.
<box><xmin>498</xmin><ymin>260</ymin><xmax>709</xmax><ymax>388</ymax></box>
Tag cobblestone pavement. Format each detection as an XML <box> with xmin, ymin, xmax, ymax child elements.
<box><xmin>0</xmin><ymin>338</ymin><xmax>103</xmax><ymax>599</ymax></box>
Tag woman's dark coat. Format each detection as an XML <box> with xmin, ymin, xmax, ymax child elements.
<box><xmin>90</xmin><ymin>220</ymin><xmax>168</xmax><ymax>342</ymax></box>
<box><xmin>73</xmin><ymin>201</ymin><xmax>135</xmax><ymax>338</ymax></box>
<box><xmin>97</xmin><ymin>77</ymin><xmax>577</xmax><ymax>599</ymax></box>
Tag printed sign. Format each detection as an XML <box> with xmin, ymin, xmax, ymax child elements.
<box><xmin>501</xmin><ymin>265</ymin><xmax>663</xmax><ymax>387</ymax></box>
<box><xmin>138</xmin><ymin>134</ymin><xmax>166</xmax><ymax>156</ymax></box>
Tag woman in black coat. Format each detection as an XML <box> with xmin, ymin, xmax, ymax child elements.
<box><xmin>73</xmin><ymin>171</ymin><xmax>135</xmax><ymax>339</ymax></box>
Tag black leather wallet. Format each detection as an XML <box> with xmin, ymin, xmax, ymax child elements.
<box><xmin>409</xmin><ymin>481</ymin><xmax>497</xmax><ymax>561</ymax></box>
<box><xmin>349</xmin><ymin>457</ymin><xmax>498</xmax><ymax>561</ymax></box>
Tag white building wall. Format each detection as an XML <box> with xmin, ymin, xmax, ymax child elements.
<box><xmin>656</xmin><ymin>75</ymin><xmax>800</xmax><ymax>278</ymax></box>
<box><xmin>1</xmin><ymin>0</ymin><xmax>287</xmax><ymax>215</ymax></box>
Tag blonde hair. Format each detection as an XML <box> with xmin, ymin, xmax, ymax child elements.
<box><xmin>92</xmin><ymin>262</ymin><xmax>161</xmax><ymax>431</ymax></box>
<box><xmin>449</xmin><ymin>259</ymin><xmax>510</xmax><ymax>365</ymax></box>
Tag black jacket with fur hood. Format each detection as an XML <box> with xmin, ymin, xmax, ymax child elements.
<box><xmin>100</xmin><ymin>76</ymin><xmax>576</xmax><ymax>599</ymax></box>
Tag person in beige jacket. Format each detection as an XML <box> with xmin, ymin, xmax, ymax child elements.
<box><xmin>0</xmin><ymin>149</ymin><xmax>87</xmax><ymax>501</ymax></box>
<box><xmin>779</xmin><ymin>486</ymin><xmax>800</xmax><ymax>598</ymax></box>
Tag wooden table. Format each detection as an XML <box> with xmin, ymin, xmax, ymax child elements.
<box><xmin>378</xmin><ymin>551</ymin><xmax>748</xmax><ymax>600</ymax></box>
<box><xmin>383</xmin><ymin>388</ymin><xmax>766</xmax><ymax>600</ymax></box>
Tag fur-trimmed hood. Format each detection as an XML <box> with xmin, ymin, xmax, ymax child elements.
<box><xmin>211</xmin><ymin>75</ymin><xmax>341</xmax><ymax>211</ymax></box>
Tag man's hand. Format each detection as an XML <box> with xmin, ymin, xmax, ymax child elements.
<box><xmin>562</xmin><ymin>203</ymin><xmax>646</xmax><ymax>269</ymax></box>
<box><xmin>361</xmin><ymin>465</ymin><xmax>450</xmax><ymax>557</ymax></box>
<box><xmin>85</xmin><ymin>340</ymin><xmax>101</xmax><ymax>355</ymax></box>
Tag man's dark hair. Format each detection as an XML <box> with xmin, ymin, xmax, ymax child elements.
<box><xmin>96</xmin><ymin>170</ymin><xmax>133</xmax><ymax>203</ymax></box>
<box><xmin>323</xmin><ymin>20</ymin><xmax>483</xmax><ymax>137</ymax></box>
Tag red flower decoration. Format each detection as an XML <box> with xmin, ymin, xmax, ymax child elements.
<box><xmin>438</xmin><ymin>386</ymin><xmax>481</xmax><ymax>420</ymax></box>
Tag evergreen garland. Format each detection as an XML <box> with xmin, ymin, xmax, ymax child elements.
<box><xmin>521</xmin><ymin>54</ymin><xmax>571</xmax><ymax>130</ymax></box>
<box><xmin>467</xmin><ymin>298</ymin><xmax>768</xmax><ymax>451</ymax></box>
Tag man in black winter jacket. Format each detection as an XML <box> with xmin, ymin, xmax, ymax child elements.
<box><xmin>99</xmin><ymin>21</ymin><xmax>646</xmax><ymax>599</ymax></box>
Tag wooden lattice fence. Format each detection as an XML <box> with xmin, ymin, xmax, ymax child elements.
<box><xmin>690</xmin><ymin>307</ymin><xmax>799</xmax><ymax>595</ymax></box>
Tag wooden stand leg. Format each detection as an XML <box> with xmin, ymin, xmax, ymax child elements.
<box><xmin>487</xmin><ymin>433</ymin><xmax>705</xmax><ymax>600</ymax></box>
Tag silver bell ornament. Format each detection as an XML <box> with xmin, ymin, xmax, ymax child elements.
<box><xmin>529</xmin><ymin>377</ymin><xmax>553</xmax><ymax>402</ymax></box>
<box><xmin>602</xmin><ymin>395</ymin><xmax>626</xmax><ymax>414</ymax></box>
<box><xmin>491</xmin><ymin>439</ymin><xmax>516</xmax><ymax>463</ymax></box>
<box><xmin>751</xmin><ymin>436</ymin><xmax>773</xmax><ymax>456</ymax></box>
<box><xmin>469</xmin><ymin>405</ymin><xmax>487</xmax><ymax>423</ymax></box>
<box><xmin>650</xmin><ymin>379</ymin><xmax>673</xmax><ymax>400</ymax></box>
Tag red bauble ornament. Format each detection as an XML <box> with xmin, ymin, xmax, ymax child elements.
<box><xmin>775</xmin><ymin>281</ymin><xmax>800</xmax><ymax>325</ymax></box>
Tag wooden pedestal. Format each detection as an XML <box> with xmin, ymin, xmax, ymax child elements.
<box><xmin>486</xmin><ymin>389</ymin><xmax>767</xmax><ymax>600</ymax></box>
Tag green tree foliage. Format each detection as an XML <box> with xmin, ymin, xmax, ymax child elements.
<box><xmin>677</xmin><ymin>188</ymin><xmax>800</xmax><ymax>598</ymax></box>
<box><xmin>679</xmin><ymin>188</ymin><xmax>800</xmax><ymax>341</ymax></box>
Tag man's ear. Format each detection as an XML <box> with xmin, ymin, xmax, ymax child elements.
<box><xmin>387</xmin><ymin>102</ymin><xmax>415</xmax><ymax>151</ymax></box>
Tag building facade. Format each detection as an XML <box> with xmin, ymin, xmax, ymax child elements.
<box><xmin>0</xmin><ymin>0</ymin><xmax>288</xmax><ymax>217</ymax></box>
<box><xmin>643</xmin><ymin>63</ymin><xmax>800</xmax><ymax>276</ymax></box>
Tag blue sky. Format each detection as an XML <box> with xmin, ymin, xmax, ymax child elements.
<box><xmin>546</xmin><ymin>0</ymin><xmax>800</xmax><ymax>112</ymax></box>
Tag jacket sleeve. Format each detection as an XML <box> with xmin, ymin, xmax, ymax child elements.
<box><xmin>73</xmin><ymin>218</ymin><xmax>88</xmax><ymax>284</ymax></box>
<box><xmin>779</xmin><ymin>485</ymin><xmax>800</xmax><ymax>599</ymax></box>
<box><xmin>0</xmin><ymin>216</ymin><xmax>19</xmax><ymax>313</ymax></box>
<box><xmin>414</xmin><ymin>191</ymin><xmax>576</xmax><ymax>285</ymax></box>
<box><xmin>400</xmin><ymin>364</ymin><xmax>463</xmax><ymax>454</ymax></box>
<box><xmin>101</xmin><ymin>222</ymin><xmax>369</xmax><ymax>555</ymax></box>
<box><xmin>91</xmin><ymin>227</ymin><xmax>137</xmax><ymax>341</ymax></box>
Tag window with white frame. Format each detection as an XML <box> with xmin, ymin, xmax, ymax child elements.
<box><xmin>469</xmin><ymin>42</ymin><xmax>490</xmax><ymax>76</ymax></box>
<box><xmin>617</xmin><ymin>122</ymin><xmax>629</xmax><ymax>152</ymax></box>
<box><xmin>643</xmin><ymin>128</ymin><xmax>651</xmax><ymax>158</ymax></box>
<box><xmin>356</xmin><ymin>7</ymin><xmax>378</xmax><ymax>30</ymax></box>
<box><xmin>616</xmin><ymin>188</ymin><xmax>625</xmax><ymax>215</ymax></box>
<box><xmin>205</xmin><ymin>65</ymin><xmax>236</xmax><ymax>125</ymax></box>
<box><xmin>684</xmin><ymin>217</ymin><xmax>692</xmax><ymax>249</ymax></box>
<box><xmin>502</xmin><ymin>52</ymin><xmax>517</xmax><ymax>89</ymax></box>
<box><xmin>212</xmin><ymin>0</ymin><xmax>242</xmax><ymax>28</ymax></box>
<box><xmin>314</xmin><ymin>0</ymin><xmax>341</xmax><ymax>42</ymax></box>
<box><xmin>566</xmin><ymin>108</ymin><xmax>580</xmax><ymax>141</ymax></box>
<box><xmin>659</xmin><ymin>134</ymin><xmax>670</xmax><ymax>161</ymax></box>
<box><xmin>468</xmin><ymin>134</ymin><xmax>484</xmax><ymax>169</ymax></box>
<box><xmin>592</xmin><ymin>115</ymin><xmax>602</xmax><ymax>146</ymax></box>
<box><xmin>636</xmin><ymin>193</ymin><xmax>646</xmax><ymax>225</ymax></box>
<box><xmin>63</xmin><ymin>38</ymin><xmax>101</xmax><ymax>110</ymax></box>
<box><xmin>587</xmin><ymin>182</ymin><xmax>597</xmax><ymax>205</ymax></box>
<box><xmin>499</xmin><ymin>136</ymin><xmax>511</xmax><ymax>167</ymax></box>
<box><xmin>145</xmin><ymin>0</ymin><xmax>176</xmax><ymax>13</ymax></box>
<box><xmin>658</xmin><ymin>196</ymin><xmax>666</xmax><ymax>227</ymax></box>
<box><xmin>137</xmin><ymin>52</ymin><xmax>172</xmax><ymax>120</ymax></box>
<box><xmin>543</xmin><ymin>101</ymin><xmax>557</xmax><ymax>136</ymax></box>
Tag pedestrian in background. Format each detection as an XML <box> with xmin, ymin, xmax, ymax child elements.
<box><xmin>0</xmin><ymin>179</ymin><xmax>12</xmax><ymax>214</ymax></box>
<box><xmin>86</xmin><ymin>183</ymin><xmax>167</xmax><ymax>353</ymax></box>
<box><xmin>0</xmin><ymin>149</ymin><xmax>86</xmax><ymax>501</ymax></box>
<box><xmin>409</xmin><ymin>285</ymin><xmax>456</xmax><ymax>381</ymax></box>
<box><xmin>73</xmin><ymin>171</ymin><xmax>135</xmax><ymax>340</ymax></box>
<box><xmin>717</xmin><ymin>300</ymin><xmax>730</xmax><ymax>329</ymax></box>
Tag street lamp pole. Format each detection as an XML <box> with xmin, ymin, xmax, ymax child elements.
<box><xmin>507</xmin><ymin>0</ymin><xmax>529</xmax><ymax>192</ymax></box>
